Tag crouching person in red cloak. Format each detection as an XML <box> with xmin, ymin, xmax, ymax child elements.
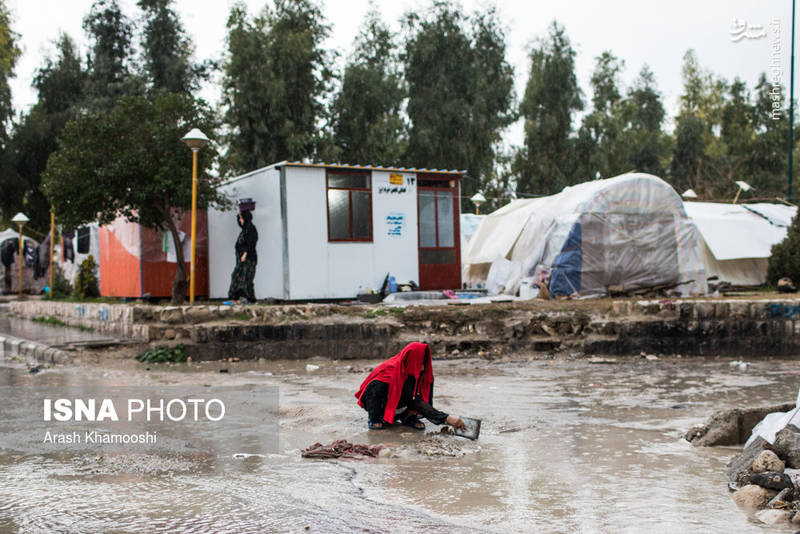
<box><xmin>354</xmin><ymin>342</ymin><xmax>467</xmax><ymax>431</ymax></box>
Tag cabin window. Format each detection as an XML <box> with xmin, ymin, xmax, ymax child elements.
<box><xmin>327</xmin><ymin>170</ymin><xmax>372</xmax><ymax>242</ymax></box>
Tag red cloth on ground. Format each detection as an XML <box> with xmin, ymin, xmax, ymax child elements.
<box><xmin>354</xmin><ymin>342</ymin><xmax>434</xmax><ymax>424</ymax></box>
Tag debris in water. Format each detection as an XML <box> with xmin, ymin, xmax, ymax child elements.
<box><xmin>729</xmin><ymin>360</ymin><xmax>750</xmax><ymax>371</ymax></box>
<box><xmin>301</xmin><ymin>439</ymin><xmax>383</xmax><ymax>459</ymax></box>
<box><xmin>219</xmin><ymin>368</ymin><xmax>229</xmax><ymax>373</ymax></box>
<box><xmin>27</xmin><ymin>365</ymin><xmax>41</xmax><ymax>374</ymax></box>
<box><xmin>305</xmin><ymin>364</ymin><xmax>320</xmax><ymax>372</ymax></box>
<box><xmin>232</xmin><ymin>453</ymin><xmax>265</xmax><ymax>459</ymax></box>
<box><xmin>414</xmin><ymin>436</ymin><xmax>465</xmax><ymax>457</ymax></box>
<box><xmin>588</xmin><ymin>357</ymin><xmax>617</xmax><ymax>364</ymax></box>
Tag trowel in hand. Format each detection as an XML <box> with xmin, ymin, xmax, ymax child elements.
<box><xmin>454</xmin><ymin>416</ymin><xmax>481</xmax><ymax>440</ymax></box>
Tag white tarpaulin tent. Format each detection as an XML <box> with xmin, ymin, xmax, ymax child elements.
<box><xmin>463</xmin><ymin>173</ymin><xmax>708</xmax><ymax>297</ymax></box>
<box><xmin>683</xmin><ymin>202</ymin><xmax>797</xmax><ymax>286</ymax></box>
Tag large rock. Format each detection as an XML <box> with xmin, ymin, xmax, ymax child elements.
<box><xmin>755</xmin><ymin>509</ymin><xmax>793</xmax><ymax>525</ymax></box>
<box><xmin>160</xmin><ymin>306</ymin><xmax>184</xmax><ymax>324</ymax></box>
<box><xmin>732</xmin><ymin>484</ymin><xmax>778</xmax><ymax>509</ymax></box>
<box><xmin>184</xmin><ymin>305</ymin><xmax>215</xmax><ymax>324</ymax></box>
<box><xmin>774</xmin><ymin>424</ymin><xmax>800</xmax><ymax>468</ymax></box>
<box><xmin>792</xmin><ymin>511</ymin><xmax>800</xmax><ymax>525</ymax></box>
<box><xmin>726</xmin><ymin>436</ymin><xmax>773</xmax><ymax>488</ymax></box>
<box><xmin>750</xmin><ymin>472</ymin><xmax>794</xmax><ymax>491</ymax></box>
<box><xmin>753</xmin><ymin>450</ymin><xmax>786</xmax><ymax>473</ymax></box>
<box><xmin>685</xmin><ymin>403</ymin><xmax>795</xmax><ymax>447</ymax></box>
<box><xmin>785</xmin><ymin>468</ymin><xmax>800</xmax><ymax>489</ymax></box>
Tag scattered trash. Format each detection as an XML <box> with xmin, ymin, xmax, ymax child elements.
<box><xmin>301</xmin><ymin>439</ymin><xmax>383</xmax><ymax>459</ymax></box>
<box><xmin>588</xmin><ymin>357</ymin><xmax>617</xmax><ymax>364</ymax></box>
<box><xmin>219</xmin><ymin>369</ymin><xmax>229</xmax><ymax>373</ymax></box>
<box><xmin>777</xmin><ymin>277</ymin><xmax>797</xmax><ymax>293</ymax></box>
<box><xmin>305</xmin><ymin>364</ymin><xmax>320</xmax><ymax>372</ymax></box>
<box><xmin>27</xmin><ymin>365</ymin><xmax>41</xmax><ymax>374</ymax></box>
<box><xmin>232</xmin><ymin>453</ymin><xmax>265</xmax><ymax>459</ymax></box>
<box><xmin>730</xmin><ymin>360</ymin><xmax>750</xmax><ymax>371</ymax></box>
<box><xmin>658</xmin><ymin>298</ymin><xmax>676</xmax><ymax>311</ymax></box>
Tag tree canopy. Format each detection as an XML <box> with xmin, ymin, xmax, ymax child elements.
<box><xmin>221</xmin><ymin>0</ymin><xmax>333</xmax><ymax>174</ymax></box>
<box><xmin>403</xmin><ymin>3</ymin><xmax>515</xmax><ymax>203</ymax></box>
<box><xmin>330</xmin><ymin>8</ymin><xmax>406</xmax><ymax>166</ymax></box>
<box><xmin>42</xmin><ymin>93</ymin><xmax>223</xmax><ymax>302</ymax></box>
<box><xmin>513</xmin><ymin>21</ymin><xmax>583</xmax><ymax>196</ymax></box>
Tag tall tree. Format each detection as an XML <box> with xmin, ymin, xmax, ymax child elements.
<box><xmin>1</xmin><ymin>35</ymin><xmax>86</xmax><ymax>232</ymax></box>
<box><xmin>623</xmin><ymin>65</ymin><xmax>666</xmax><ymax>176</ymax></box>
<box><xmin>669</xmin><ymin>113</ymin><xmax>706</xmax><ymax>195</ymax></box>
<box><xmin>82</xmin><ymin>0</ymin><xmax>141</xmax><ymax>109</ymax></box>
<box><xmin>748</xmin><ymin>74</ymin><xmax>790</xmax><ymax>197</ymax></box>
<box><xmin>222</xmin><ymin>0</ymin><xmax>333</xmax><ymax>174</ymax></box>
<box><xmin>669</xmin><ymin>50</ymin><xmax>726</xmax><ymax>198</ymax></box>
<box><xmin>576</xmin><ymin>51</ymin><xmax>628</xmax><ymax>180</ymax></box>
<box><xmin>403</xmin><ymin>2</ymin><xmax>515</xmax><ymax>202</ymax></box>
<box><xmin>513</xmin><ymin>21</ymin><xmax>582</xmax><ymax>195</ymax></box>
<box><xmin>330</xmin><ymin>8</ymin><xmax>405</xmax><ymax>166</ymax></box>
<box><xmin>0</xmin><ymin>0</ymin><xmax>19</xmax><ymax>147</ymax></box>
<box><xmin>138</xmin><ymin>0</ymin><xmax>207</xmax><ymax>96</ymax></box>
<box><xmin>42</xmin><ymin>93</ymin><xmax>222</xmax><ymax>303</ymax></box>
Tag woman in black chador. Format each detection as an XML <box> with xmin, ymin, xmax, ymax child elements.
<box><xmin>228</xmin><ymin>210</ymin><xmax>258</xmax><ymax>303</ymax></box>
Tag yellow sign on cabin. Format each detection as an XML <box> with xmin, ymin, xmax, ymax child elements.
<box><xmin>389</xmin><ymin>174</ymin><xmax>403</xmax><ymax>185</ymax></box>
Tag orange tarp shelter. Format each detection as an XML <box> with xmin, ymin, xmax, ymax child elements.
<box><xmin>99</xmin><ymin>212</ymin><xmax>209</xmax><ymax>298</ymax></box>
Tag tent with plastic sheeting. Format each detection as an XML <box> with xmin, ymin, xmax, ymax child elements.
<box><xmin>683</xmin><ymin>202</ymin><xmax>797</xmax><ymax>286</ymax></box>
<box><xmin>463</xmin><ymin>173</ymin><xmax>708</xmax><ymax>297</ymax></box>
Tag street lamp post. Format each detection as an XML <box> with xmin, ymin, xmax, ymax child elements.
<box><xmin>11</xmin><ymin>212</ymin><xmax>29</xmax><ymax>297</ymax></box>
<box><xmin>181</xmin><ymin>128</ymin><xmax>209</xmax><ymax>304</ymax></box>
<box><xmin>470</xmin><ymin>192</ymin><xmax>486</xmax><ymax>215</ymax></box>
<box><xmin>49</xmin><ymin>207</ymin><xmax>55</xmax><ymax>296</ymax></box>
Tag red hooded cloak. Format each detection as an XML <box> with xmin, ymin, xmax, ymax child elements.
<box><xmin>354</xmin><ymin>342</ymin><xmax>434</xmax><ymax>424</ymax></box>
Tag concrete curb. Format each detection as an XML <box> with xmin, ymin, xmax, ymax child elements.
<box><xmin>0</xmin><ymin>334</ymin><xmax>72</xmax><ymax>365</ymax></box>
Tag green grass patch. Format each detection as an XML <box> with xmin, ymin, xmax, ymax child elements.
<box><xmin>32</xmin><ymin>316</ymin><xmax>94</xmax><ymax>331</ymax></box>
<box><xmin>136</xmin><ymin>344</ymin><xmax>188</xmax><ymax>363</ymax></box>
<box><xmin>44</xmin><ymin>295</ymin><xmax>123</xmax><ymax>304</ymax></box>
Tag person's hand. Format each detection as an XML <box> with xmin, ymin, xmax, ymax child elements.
<box><xmin>240</xmin><ymin>252</ymin><xmax>246</xmax><ymax>262</ymax></box>
<box><xmin>446</xmin><ymin>415</ymin><xmax>466</xmax><ymax>431</ymax></box>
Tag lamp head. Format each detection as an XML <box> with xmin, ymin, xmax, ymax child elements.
<box><xmin>182</xmin><ymin>128</ymin><xmax>209</xmax><ymax>151</ymax></box>
<box><xmin>470</xmin><ymin>192</ymin><xmax>486</xmax><ymax>207</ymax></box>
<box><xmin>11</xmin><ymin>212</ymin><xmax>29</xmax><ymax>225</ymax></box>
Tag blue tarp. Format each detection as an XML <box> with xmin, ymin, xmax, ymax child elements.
<box><xmin>549</xmin><ymin>222</ymin><xmax>582</xmax><ymax>296</ymax></box>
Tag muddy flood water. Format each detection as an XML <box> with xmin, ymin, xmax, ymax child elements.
<box><xmin>1</xmin><ymin>353</ymin><xmax>799</xmax><ymax>533</ymax></box>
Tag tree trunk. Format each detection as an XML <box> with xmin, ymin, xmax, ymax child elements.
<box><xmin>164</xmin><ymin>216</ymin><xmax>188</xmax><ymax>305</ymax></box>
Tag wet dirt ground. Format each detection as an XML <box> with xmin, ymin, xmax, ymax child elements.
<box><xmin>1</xmin><ymin>354</ymin><xmax>799</xmax><ymax>533</ymax></box>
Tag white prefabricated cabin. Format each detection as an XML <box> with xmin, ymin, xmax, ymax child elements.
<box><xmin>208</xmin><ymin>161</ymin><xmax>464</xmax><ymax>300</ymax></box>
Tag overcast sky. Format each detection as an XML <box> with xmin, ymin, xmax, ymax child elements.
<box><xmin>5</xmin><ymin>0</ymin><xmax>796</xmax><ymax>148</ymax></box>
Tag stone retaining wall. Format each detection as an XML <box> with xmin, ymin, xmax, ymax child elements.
<box><xmin>8</xmin><ymin>298</ymin><xmax>800</xmax><ymax>360</ymax></box>
<box><xmin>9</xmin><ymin>301</ymin><xmax>149</xmax><ymax>340</ymax></box>
<box><xmin>0</xmin><ymin>334</ymin><xmax>71</xmax><ymax>364</ymax></box>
